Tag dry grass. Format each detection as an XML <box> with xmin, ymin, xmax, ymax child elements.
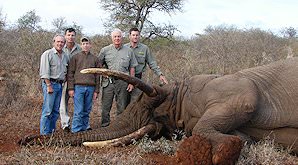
<box><xmin>1</xmin><ymin>26</ymin><xmax>298</xmax><ymax>164</ymax></box>
<box><xmin>2</xmin><ymin>134</ymin><xmax>298</xmax><ymax>164</ymax></box>
<box><xmin>237</xmin><ymin>139</ymin><xmax>298</xmax><ymax>165</ymax></box>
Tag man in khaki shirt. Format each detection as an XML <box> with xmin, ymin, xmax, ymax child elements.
<box><xmin>98</xmin><ymin>28</ymin><xmax>138</xmax><ymax>127</ymax></box>
<box><xmin>39</xmin><ymin>34</ymin><xmax>68</xmax><ymax>135</ymax></box>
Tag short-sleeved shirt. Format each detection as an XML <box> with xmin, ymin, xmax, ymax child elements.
<box><xmin>124</xmin><ymin>42</ymin><xmax>162</xmax><ymax>76</ymax></box>
<box><xmin>63</xmin><ymin>43</ymin><xmax>81</xmax><ymax>59</ymax></box>
<box><xmin>39</xmin><ymin>47</ymin><xmax>69</xmax><ymax>81</ymax></box>
<box><xmin>98</xmin><ymin>44</ymin><xmax>138</xmax><ymax>74</ymax></box>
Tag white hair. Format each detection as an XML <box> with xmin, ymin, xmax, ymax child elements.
<box><xmin>111</xmin><ymin>28</ymin><xmax>123</xmax><ymax>37</ymax></box>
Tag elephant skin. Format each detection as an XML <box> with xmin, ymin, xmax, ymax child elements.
<box><xmin>20</xmin><ymin>57</ymin><xmax>298</xmax><ymax>164</ymax></box>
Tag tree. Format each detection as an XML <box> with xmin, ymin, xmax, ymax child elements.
<box><xmin>99</xmin><ymin>0</ymin><xmax>184</xmax><ymax>39</ymax></box>
<box><xmin>0</xmin><ymin>8</ymin><xmax>6</xmax><ymax>32</ymax></box>
<box><xmin>52</xmin><ymin>17</ymin><xmax>67</xmax><ymax>34</ymax></box>
<box><xmin>17</xmin><ymin>10</ymin><xmax>41</xmax><ymax>31</ymax></box>
<box><xmin>51</xmin><ymin>17</ymin><xmax>83</xmax><ymax>36</ymax></box>
<box><xmin>71</xmin><ymin>22</ymin><xmax>83</xmax><ymax>36</ymax></box>
<box><xmin>281</xmin><ymin>27</ymin><xmax>297</xmax><ymax>38</ymax></box>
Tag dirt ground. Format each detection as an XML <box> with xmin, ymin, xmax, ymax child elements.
<box><xmin>1</xmin><ymin>80</ymin><xmax>298</xmax><ymax>164</ymax></box>
<box><xmin>0</xmin><ymin>79</ymin><xmax>181</xmax><ymax>164</ymax></box>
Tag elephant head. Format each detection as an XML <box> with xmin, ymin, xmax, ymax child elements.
<box><xmin>19</xmin><ymin>68</ymin><xmax>177</xmax><ymax>147</ymax></box>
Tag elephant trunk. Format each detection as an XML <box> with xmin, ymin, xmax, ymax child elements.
<box><xmin>19</xmin><ymin>121</ymin><xmax>138</xmax><ymax>146</ymax></box>
<box><xmin>19</xmin><ymin>98</ymin><xmax>155</xmax><ymax>146</ymax></box>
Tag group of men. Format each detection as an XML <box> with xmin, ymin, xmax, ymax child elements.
<box><xmin>39</xmin><ymin>27</ymin><xmax>168</xmax><ymax>135</ymax></box>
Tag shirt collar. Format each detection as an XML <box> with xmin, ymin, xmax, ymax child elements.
<box><xmin>64</xmin><ymin>43</ymin><xmax>79</xmax><ymax>51</ymax></box>
<box><xmin>52</xmin><ymin>47</ymin><xmax>65</xmax><ymax>55</ymax></box>
<box><xmin>82</xmin><ymin>51</ymin><xmax>91</xmax><ymax>56</ymax></box>
<box><xmin>130</xmin><ymin>42</ymin><xmax>140</xmax><ymax>48</ymax></box>
<box><xmin>113</xmin><ymin>44</ymin><xmax>123</xmax><ymax>50</ymax></box>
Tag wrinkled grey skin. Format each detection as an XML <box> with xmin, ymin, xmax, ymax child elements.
<box><xmin>176</xmin><ymin>57</ymin><xmax>298</xmax><ymax>154</ymax></box>
<box><xmin>20</xmin><ymin>58</ymin><xmax>298</xmax><ymax>163</ymax></box>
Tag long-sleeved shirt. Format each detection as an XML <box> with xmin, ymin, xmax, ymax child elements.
<box><xmin>124</xmin><ymin>42</ymin><xmax>163</xmax><ymax>76</ymax></box>
<box><xmin>39</xmin><ymin>47</ymin><xmax>69</xmax><ymax>81</ymax></box>
<box><xmin>63</xmin><ymin>43</ymin><xmax>81</xmax><ymax>59</ymax></box>
<box><xmin>98</xmin><ymin>44</ymin><xmax>138</xmax><ymax>75</ymax></box>
<box><xmin>67</xmin><ymin>51</ymin><xmax>100</xmax><ymax>93</ymax></box>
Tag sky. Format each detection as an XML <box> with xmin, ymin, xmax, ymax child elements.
<box><xmin>1</xmin><ymin>0</ymin><xmax>298</xmax><ymax>38</ymax></box>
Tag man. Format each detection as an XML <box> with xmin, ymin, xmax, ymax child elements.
<box><xmin>67</xmin><ymin>37</ymin><xmax>100</xmax><ymax>133</ymax></box>
<box><xmin>98</xmin><ymin>28</ymin><xmax>138</xmax><ymax>127</ymax></box>
<box><xmin>60</xmin><ymin>27</ymin><xmax>81</xmax><ymax>132</ymax></box>
<box><xmin>39</xmin><ymin>34</ymin><xmax>69</xmax><ymax>135</ymax></box>
<box><xmin>124</xmin><ymin>27</ymin><xmax>168</xmax><ymax>103</ymax></box>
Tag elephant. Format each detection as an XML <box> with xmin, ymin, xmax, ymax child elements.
<box><xmin>19</xmin><ymin>57</ymin><xmax>298</xmax><ymax>164</ymax></box>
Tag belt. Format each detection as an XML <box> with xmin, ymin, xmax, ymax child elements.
<box><xmin>135</xmin><ymin>73</ymin><xmax>142</xmax><ymax>79</ymax></box>
<box><xmin>50</xmin><ymin>78</ymin><xmax>64</xmax><ymax>84</ymax></box>
<box><xmin>112</xmin><ymin>73</ymin><xmax>141</xmax><ymax>81</ymax></box>
<box><xmin>112</xmin><ymin>77</ymin><xmax>119</xmax><ymax>81</ymax></box>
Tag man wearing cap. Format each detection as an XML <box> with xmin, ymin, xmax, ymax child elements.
<box><xmin>98</xmin><ymin>28</ymin><xmax>138</xmax><ymax>127</ymax></box>
<box><xmin>60</xmin><ymin>27</ymin><xmax>82</xmax><ymax>132</ymax></box>
<box><xmin>67</xmin><ymin>37</ymin><xmax>100</xmax><ymax>133</ymax></box>
<box><xmin>125</xmin><ymin>27</ymin><xmax>168</xmax><ymax>103</ymax></box>
<box><xmin>39</xmin><ymin>34</ymin><xmax>69</xmax><ymax>135</ymax></box>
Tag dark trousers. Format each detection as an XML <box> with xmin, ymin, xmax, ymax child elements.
<box><xmin>101</xmin><ymin>80</ymin><xmax>129</xmax><ymax>127</ymax></box>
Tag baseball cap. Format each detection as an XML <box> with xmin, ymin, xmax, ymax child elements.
<box><xmin>81</xmin><ymin>36</ymin><xmax>90</xmax><ymax>42</ymax></box>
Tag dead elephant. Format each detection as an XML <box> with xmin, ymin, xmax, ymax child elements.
<box><xmin>19</xmin><ymin>57</ymin><xmax>298</xmax><ymax>164</ymax></box>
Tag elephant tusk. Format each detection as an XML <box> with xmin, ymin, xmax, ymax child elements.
<box><xmin>83</xmin><ymin>140</ymin><xmax>114</xmax><ymax>148</ymax></box>
<box><xmin>80</xmin><ymin>68</ymin><xmax>157</xmax><ymax>97</ymax></box>
<box><xmin>83</xmin><ymin>124</ymin><xmax>156</xmax><ymax>148</ymax></box>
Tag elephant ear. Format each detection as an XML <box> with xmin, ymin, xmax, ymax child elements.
<box><xmin>81</xmin><ymin>68</ymin><xmax>157</xmax><ymax>97</ymax></box>
<box><xmin>189</xmin><ymin>74</ymin><xmax>221</xmax><ymax>93</ymax></box>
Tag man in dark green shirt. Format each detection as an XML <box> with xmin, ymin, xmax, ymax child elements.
<box><xmin>125</xmin><ymin>27</ymin><xmax>168</xmax><ymax>103</ymax></box>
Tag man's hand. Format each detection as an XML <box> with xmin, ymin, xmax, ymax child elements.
<box><xmin>47</xmin><ymin>86</ymin><xmax>53</xmax><ymax>94</ymax></box>
<box><xmin>127</xmin><ymin>84</ymin><xmax>134</xmax><ymax>92</ymax></box>
<box><xmin>68</xmin><ymin>90</ymin><xmax>74</xmax><ymax>97</ymax></box>
<box><xmin>160</xmin><ymin>75</ymin><xmax>169</xmax><ymax>85</ymax></box>
<box><xmin>93</xmin><ymin>92</ymin><xmax>98</xmax><ymax>100</ymax></box>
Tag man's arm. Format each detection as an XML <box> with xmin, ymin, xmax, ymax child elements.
<box><xmin>67</xmin><ymin>55</ymin><xmax>76</xmax><ymax>97</ymax></box>
<box><xmin>127</xmin><ymin>50</ymin><xmax>138</xmax><ymax>92</ymax></box>
<box><xmin>40</xmin><ymin>51</ymin><xmax>50</xmax><ymax>80</ymax></box>
<box><xmin>97</xmin><ymin>48</ymin><xmax>106</xmax><ymax>68</ymax></box>
<box><xmin>145</xmin><ymin>47</ymin><xmax>168</xmax><ymax>84</ymax></box>
<box><xmin>40</xmin><ymin>51</ymin><xmax>54</xmax><ymax>93</ymax></box>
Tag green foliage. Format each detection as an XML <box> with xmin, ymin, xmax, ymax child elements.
<box><xmin>99</xmin><ymin>0</ymin><xmax>184</xmax><ymax>39</ymax></box>
<box><xmin>281</xmin><ymin>27</ymin><xmax>297</xmax><ymax>38</ymax></box>
<box><xmin>17</xmin><ymin>10</ymin><xmax>42</xmax><ymax>31</ymax></box>
<box><xmin>52</xmin><ymin>17</ymin><xmax>68</xmax><ymax>34</ymax></box>
<box><xmin>0</xmin><ymin>8</ymin><xmax>6</xmax><ymax>32</ymax></box>
<box><xmin>51</xmin><ymin>17</ymin><xmax>83</xmax><ymax>36</ymax></box>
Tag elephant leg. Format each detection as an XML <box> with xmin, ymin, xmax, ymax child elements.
<box><xmin>190</xmin><ymin>102</ymin><xmax>255</xmax><ymax>164</ymax></box>
<box><xmin>176</xmin><ymin>134</ymin><xmax>242</xmax><ymax>165</ymax></box>
<box><xmin>175</xmin><ymin>135</ymin><xmax>212</xmax><ymax>165</ymax></box>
